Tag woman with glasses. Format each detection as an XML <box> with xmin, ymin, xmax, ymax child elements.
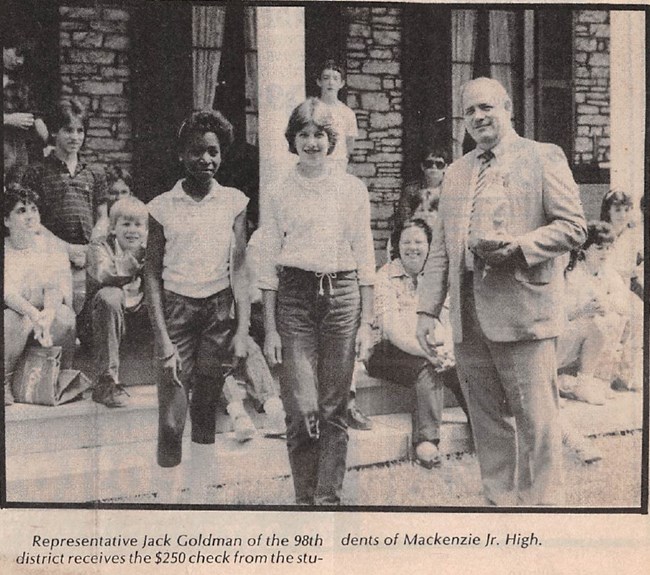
<box><xmin>396</xmin><ymin>146</ymin><xmax>449</xmax><ymax>231</ymax></box>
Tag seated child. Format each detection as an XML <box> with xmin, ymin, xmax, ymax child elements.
<box><xmin>222</xmin><ymin>228</ymin><xmax>286</xmax><ymax>441</ymax></box>
<box><xmin>557</xmin><ymin>221</ymin><xmax>631</xmax><ymax>405</ymax></box>
<box><xmin>222</xmin><ymin>336</ymin><xmax>286</xmax><ymax>442</ymax></box>
<box><xmin>81</xmin><ymin>196</ymin><xmax>148</xmax><ymax>408</ymax></box>
<box><xmin>91</xmin><ymin>166</ymin><xmax>133</xmax><ymax>241</ymax></box>
<box><xmin>4</xmin><ymin>183</ymin><xmax>75</xmax><ymax>405</ymax></box>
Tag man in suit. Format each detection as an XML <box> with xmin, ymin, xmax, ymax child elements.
<box><xmin>416</xmin><ymin>77</ymin><xmax>586</xmax><ymax>506</ymax></box>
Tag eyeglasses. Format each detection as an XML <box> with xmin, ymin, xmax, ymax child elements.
<box><xmin>422</xmin><ymin>159</ymin><xmax>446</xmax><ymax>170</ymax></box>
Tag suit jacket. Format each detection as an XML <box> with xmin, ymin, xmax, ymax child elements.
<box><xmin>417</xmin><ymin>133</ymin><xmax>587</xmax><ymax>343</ymax></box>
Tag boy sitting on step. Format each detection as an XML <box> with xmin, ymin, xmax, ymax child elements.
<box><xmin>81</xmin><ymin>196</ymin><xmax>149</xmax><ymax>407</ymax></box>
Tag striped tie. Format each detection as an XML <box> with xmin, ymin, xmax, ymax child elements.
<box><xmin>466</xmin><ymin>150</ymin><xmax>495</xmax><ymax>270</ymax></box>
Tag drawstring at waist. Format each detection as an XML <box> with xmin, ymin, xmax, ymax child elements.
<box><xmin>315</xmin><ymin>272</ymin><xmax>337</xmax><ymax>296</ymax></box>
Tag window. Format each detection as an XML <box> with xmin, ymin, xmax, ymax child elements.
<box><xmin>450</xmin><ymin>9</ymin><xmax>523</xmax><ymax>159</ymax></box>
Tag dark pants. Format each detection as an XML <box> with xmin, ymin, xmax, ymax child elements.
<box><xmin>277</xmin><ymin>267</ymin><xmax>360</xmax><ymax>505</ymax></box>
<box><xmin>366</xmin><ymin>340</ymin><xmax>469</xmax><ymax>446</ymax></box>
<box><xmin>84</xmin><ymin>287</ymin><xmax>149</xmax><ymax>383</ymax></box>
<box><xmin>157</xmin><ymin>288</ymin><xmax>235</xmax><ymax>468</ymax></box>
<box><xmin>454</xmin><ymin>274</ymin><xmax>563</xmax><ymax>506</ymax></box>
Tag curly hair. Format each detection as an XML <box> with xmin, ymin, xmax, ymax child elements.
<box><xmin>600</xmin><ymin>188</ymin><xmax>634</xmax><ymax>222</ymax></box>
<box><xmin>284</xmin><ymin>98</ymin><xmax>338</xmax><ymax>156</ymax></box>
<box><xmin>390</xmin><ymin>218</ymin><xmax>432</xmax><ymax>262</ymax></box>
<box><xmin>566</xmin><ymin>220</ymin><xmax>615</xmax><ymax>272</ymax></box>
<box><xmin>177</xmin><ymin>110</ymin><xmax>235</xmax><ymax>154</ymax></box>
<box><xmin>4</xmin><ymin>182</ymin><xmax>40</xmax><ymax>236</ymax></box>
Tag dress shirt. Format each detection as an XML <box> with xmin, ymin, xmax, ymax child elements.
<box><xmin>258</xmin><ymin>167</ymin><xmax>375</xmax><ymax>291</ymax></box>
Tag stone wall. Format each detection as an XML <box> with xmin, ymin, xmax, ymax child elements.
<box><xmin>573</xmin><ymin>10</ymin><xmax>610</xmax><ymax>168</ymax></box>
<box><xmin>59</xmin><ymin>4</ymin><xmax>132</xmax><ymax>171</ymax></box>
<box><xmin>345</xmin><ymin>5</ymin><xmax>403</xmax><ymax>262</ymax></box>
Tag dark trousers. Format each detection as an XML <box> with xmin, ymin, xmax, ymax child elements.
<box><xmin>277</xmin><ymin>267</ymin><xmax>360</xmax><ymax>505</ymax></box>
<box><xmin>83</xmin><ymin>287</ymin><xmax>149</xmax><ymax>383</ymax></box>
<box><xmin>157</xmin><ymin>288</ymin><xmax>235</xmax><ymax>467</ymax></box>
<box><xmin>454</xmin><ymin>274</ymin><xmax>563</xmax><ymax>506</ymax></box>
<box><xmin>367</xmin><ymin>340</ymin><xmax>469</xmax><ymax>445</ymax></box>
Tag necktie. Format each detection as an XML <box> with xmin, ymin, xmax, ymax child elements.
<box><xmin>466</xmin><ymin>150</ymin><xmax>494</xmax><ymax>270</ymax></box>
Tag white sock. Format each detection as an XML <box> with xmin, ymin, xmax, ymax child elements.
<box><xmin>187</xmin><ymin>442</ymin><xmax>216</xmax><ymax>504</ymax></box>
<box><xmin>154</xmin><ymin>465</ymin><xmax>184</xmax><ymax>504</ymax></box>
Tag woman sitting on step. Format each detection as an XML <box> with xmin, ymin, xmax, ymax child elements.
<box><xmin>4</xmin><ymin>183</ymin><xmax>76</xmax><ymax>405</ymax></box>
<box><xmin>365</xmin><ymin>218</ymin><xmax>469</xmax><ymax>469</ymax></box>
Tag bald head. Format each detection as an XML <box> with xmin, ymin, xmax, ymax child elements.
<box><xmin>461</xmin><ymin>77</ymin><xmax>513</xmax><ymax>150</ymax></box>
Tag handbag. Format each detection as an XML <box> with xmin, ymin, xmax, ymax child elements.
<box><xmin>11</xmin><ymin>345</ymin><xmax>91</xmax><ymax>406</ymax></box>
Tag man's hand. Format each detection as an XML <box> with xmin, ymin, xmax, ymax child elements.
<box><xmin>5</xmin><ymin>112</ymin><xmax>35</xmax><ymax>130</ymax></box>
<box><xmin>264</xmin><ymin>329</ymin><xmax>283</xmax><ymax>367</ymax></box>
<box><xmin>416</xmin><ymin>313</ymin><xmax>443</xmax><ymax>357</ymax></box>
<box><xmin>471</xmin><ymin>235</ymin><xmax>522</xmax><ymax>268</ymax></box>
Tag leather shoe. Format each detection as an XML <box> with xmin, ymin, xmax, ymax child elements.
<box><xmin>347</xmin><ymin>403</ymin><xmax>373</xmax><ymax>430</ymax></box>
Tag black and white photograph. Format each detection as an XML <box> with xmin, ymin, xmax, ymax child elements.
<box><xmin>1</xmin><ymin>0</ymin><xmax>646</xmax><ymax>540</ymax></box>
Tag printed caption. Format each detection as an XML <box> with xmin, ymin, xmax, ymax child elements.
<box><xmin>16</xmin><ymin>533</ymin><xmax>324</xmax><ymax>567</ymax></box>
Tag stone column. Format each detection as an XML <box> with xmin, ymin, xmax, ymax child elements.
<box><xmin>256</xmin><ymin>7</ymin><xmax>305</xmax><ymax>223</ymax></box>
<box><xmin>610</xmin><ymin>11</ymin><xmax>645</xmax><ymax>201</ymax></box>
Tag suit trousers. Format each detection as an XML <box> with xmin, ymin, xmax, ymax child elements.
<box><xmin>453</xmin><ymin>274</ymin><xmax>564</xmax><ymax>506</ymax></box>
<box><xmin>277</xmin><ymin>267</ymin><xmax>360</xmax><ymax>505</ymax></box>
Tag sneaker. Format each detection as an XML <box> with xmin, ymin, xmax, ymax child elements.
<box><xmin>415</xmin><ymin>441</ymin><xmax>441</xmax><ymax>469</ymax></box>
<box><xmin>563</xmin><ymin>428</ymin><xmax>602</xmax><ymax>464</ymax></box>
<box><xmin>347</xmin><ymin>402</ymin><xmax>373</xmax><ymax>431</ymax></box>
<box><xmin>571</xmin><ymin>374</ymin><xmax>606</xmax><ymax>406</ymax></box>
<box><xmin>263</xmin><ymin>397</ymin><xmax>287</xmax><ymax>438</ymax></box>
<box><xmin>92</xmin><ymin>377</ymin><xmax>130</xmax><ymax>408</ymax></box>
<box><xmin>233</xmin><ymin>414</ymin><xmax>256</xmax><ymax>443</ymax></box>
<box><xmin>5</xmin><ymin>383</ymin><xmax>15</xmax><ymax>406</ymax></box>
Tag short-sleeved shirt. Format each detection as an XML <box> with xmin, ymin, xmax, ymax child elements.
<box><xmin>322</xmin><ymin>101</ymin><xmax>358</xmax><ymax>161</ymax></box>
<box><xmin>4</xmin><ymin>235</ymin><xmax>71</xmax><ymax>310</ymax></box>
<box><xmin>22</xmin><ymin>155</ymin><xmax>108</xmax><ymax>245</ymax></box>
<box><xmin>147</xmin><ymin>179</ymin><xmax>248</xmax><ymax>298</ymax></box>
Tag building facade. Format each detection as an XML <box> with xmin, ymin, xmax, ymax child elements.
<box><xmin>4</xmin><ymin>2</ymin><xmax>644</xmax><ymax>262</ymax></box>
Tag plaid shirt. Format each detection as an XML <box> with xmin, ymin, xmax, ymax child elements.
<box><xmin>22</xmin><ymin>154</ymin><xmax>108</xmax><ymax>245</ymax></box>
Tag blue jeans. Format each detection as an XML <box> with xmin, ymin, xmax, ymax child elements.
<box><xmin>277</xmin><ymin>267</ymin><xmax>361</xmax><ymax>505</ymax></box>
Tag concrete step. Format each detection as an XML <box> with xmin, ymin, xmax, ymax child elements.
<box><xmin>5</xmin><ymin>411</ymin><xmax>472</xmax><ymax>503</ymax></box>
<box><xmin>5</xmin><ymin>386</ymin><xmax>275</xmax><ymax>457</ymax></box>
<box><xmin>6</xmin><ymin>362</ymin><xmax>469</xmax><ymax>456</ymax></box>
<box><xmin>354</xmin><ymin>363</ymin><xmax>463</xmax><ymax>416</ymax></box>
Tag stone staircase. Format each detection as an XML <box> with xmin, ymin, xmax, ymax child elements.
<box><xmin>4</xmin><ymin>363</ymin><xmax>472</xmax><ymax>504</ymax></box>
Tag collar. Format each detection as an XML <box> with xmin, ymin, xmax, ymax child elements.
<box><xmin>388</xmin><ymin>257</ymin><xmax>422</xmax><ymax>282</ymax></box>
<box><xmin>475</xmin><ymin>128</ymin><xmax>518</xmax><ymax>162</ymax></box>
<box><xmin>46</xmin><ymin>152</ymin><xmax>87</xmax><ymax>173</ymax></box>
<box><xmin>169</xmin><ymin>178</ymin><xmax>220</xmax><ymax>201</ymax></box>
